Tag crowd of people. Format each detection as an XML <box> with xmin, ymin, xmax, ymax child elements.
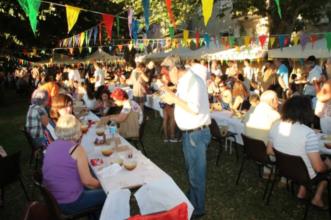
<box><xmin>1</xmin><ymin>54</ymin><xmax>331</xmax><ymax>218</ymax></box>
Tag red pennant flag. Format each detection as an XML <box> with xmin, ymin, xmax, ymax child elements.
<box><xmin>98</xmin><ymin>23</ymin><xmax>102</xmax><ymax>45</ymax></box>
<box><xmin>310</xmin><ymin>34</ymin><xmax>318</xmax><ymax>48</ymax></box>
<box><xmin>102</xmin><ymin>14</ymin><xmax>114</xmax><ymax>40</ymax></box>
<box><xmin>195</xmin><ymin>31</ymin><xmax>200</xmax><ymax>48</ymax></box>
<box><xmin>258</xmin><ymin>35</ymin><xmax>267</xmax><ymax>48</ymax></box>
<box><xmin>165</xmin><ymin>0</ymin><xmax>176</xmax><ymax>27</ymax></box>
<box><xmin>284</xmin><ymin>36</ymin><xmax>290</xmax><ymax>47</ymax></box>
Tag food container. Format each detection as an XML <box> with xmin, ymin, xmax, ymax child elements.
<box><xmin>123</xmin><ymin>159</ymin><xmax>137</xmax><ymax>171</ymax></box>
<box><xmin>101</xmin><ymin>148</ymin><xmax>113</xmax><ymax>157</ymax></box>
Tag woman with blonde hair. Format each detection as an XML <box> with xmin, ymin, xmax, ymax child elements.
<box><xmin>42</xmin><ymin>114</ymin><xmax>105</xmax><ymax>215</ymax></box>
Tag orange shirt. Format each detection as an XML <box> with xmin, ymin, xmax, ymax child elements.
<box><xmin>40</xmin><ymin>82</ymin><xmax>59</xmax><ymax>106</ymax></box>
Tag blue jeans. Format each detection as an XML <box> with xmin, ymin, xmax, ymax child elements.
<box><xmin>182</xmin><ymin>128</ymin><xmax>211</xmax><ymax>215</ymax></box>
<box><xmin>59</xmin><ymin>188</ymin><xmax>106</xmax><ymax>216</ymax></box>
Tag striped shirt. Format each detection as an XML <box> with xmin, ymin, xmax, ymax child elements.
<box><xmin>269</xmin><ymin>121</ymin><xmax>320</xmax><ymax>179</ymax></box>
<box><xmin>25</xmin><ymin>104</ymin><xmax>47</xmax><ymax>139</ymax></box>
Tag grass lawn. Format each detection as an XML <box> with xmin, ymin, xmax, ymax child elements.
<box><xmin>0</xmin><ymin>88</ymin><xmax>329</xmax><ymax>220</ymax></box>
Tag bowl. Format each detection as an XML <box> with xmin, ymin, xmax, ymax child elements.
<box><xmin>81</xmin><ymin>124</ymin><xmax>89</xmax><ymax>133</ymax></box>
<box><xmin>110</xmin><ymin>157</ymin><xmax>123</xmax><ymax>166</ymax></box>
<box><xmin>101</xmin><ymin>149</ymin><xmax>113</xmax><ymax>157</ymax></box>
<box><xmin>123</xmin><ymin>159</ymin><xmax>137</xmax><ymax>171</ymax></box>
<box><xmin>96</xmin><ymin>127</ymin><xmax>105</xmax><ymax>136</ymax></box>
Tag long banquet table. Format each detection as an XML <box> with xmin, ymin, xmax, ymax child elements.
<box><xmin>81</xmin><ymin>112</ymin><xmax>193</xmax><ymax>220</ymax></box>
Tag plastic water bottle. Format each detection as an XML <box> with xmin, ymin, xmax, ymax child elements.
<box><xmin>109</xmin><ymin>121</ymin><xmax>117</xmax><ymax>138</ymax></box>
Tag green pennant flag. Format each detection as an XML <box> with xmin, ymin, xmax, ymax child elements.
<box><xmin>116</xmin><ymin>16</ymin><xmax>120</xmax><ymax>37</ymax></box>
<box><xmin>325</xmin><ymin>32</ymin><xmax>331</xmax><ymax>52</ymax></box>
<box><xmin>229</xmin><ymin>36</ymin><xmax>235</xmax><ymax>47</ymax></box>
<box><xmin>169</xmin><ymin>26</ymin><xmax>175</xmax><ymax>39</ymax></box>
<box><xmin>274</xmin><ymin>0</ymin><xmax>282</xmax><ymax>18</ymax></box>
<box><xmin>17</xmin><ymin>0</ymin><xmax>41</xmax><ymax>35</ymax></box>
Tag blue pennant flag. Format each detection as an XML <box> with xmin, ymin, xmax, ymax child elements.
<box><xmin>142</xmin><ymin>0</ymin><xmax>150</xmax><ymax>32</ymax></box>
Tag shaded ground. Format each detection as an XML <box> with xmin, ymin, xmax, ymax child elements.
<box><xmin>0</xmin><ymin>89</ymin><xmax>329</xmax><ymax>220</ymax></box>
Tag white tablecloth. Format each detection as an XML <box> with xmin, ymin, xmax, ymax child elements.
<box><xmin>211</xmin><ymin>111</ymin><xmax>244</xmax><ymax>145</ymax></box>
<box><xmin>145</xmin><ymin>94</ymin><xmax>163</xmax><ymax>117</ymax></box>
<box><xmin>81</xmin><ymin>112</ymin><xmax>193</xmax><ymax>219</ymax></box>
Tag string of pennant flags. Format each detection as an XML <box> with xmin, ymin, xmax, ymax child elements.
<box><xmin>56</xmin><ymin>28</ymin><xmax>331</xmax><ymax>54</ymax></box>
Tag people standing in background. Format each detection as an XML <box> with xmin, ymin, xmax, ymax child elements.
<box><xmin>93</xmin><ymin>63</ymin><xmax>105</xmax><ymax>92</ymax></box>
<box><xmin>243</xmin><ymin>59</ymin><xmax>255</xmax><ymax>82</ymax></box>
<box><xmin>210</xmin><ymin>60</ymin><xmax>222</xmax><ymax>76</ymax></box>
<box><xmin>128</xmin><ymin>63</ymin><xmax>149</xmax><ymax>111</ymax></box>
<box><xmin>67</xmin><ymin>65</ymin><xmax>81</xmax><ymax>86</ymax></box>
<box><xmin>274</xmin><ymin>59</ymin><xmax>289</xmax><ymax>98</ymax></box>
<box><xmin>303</xmin><ymin>56</ymin><xmax>323</xmax><ymax>98</ymax></box>
<box><xmin>160</xmin><ymin>56</ymin><xmax>211</xmax><ymax>219</ymax></box>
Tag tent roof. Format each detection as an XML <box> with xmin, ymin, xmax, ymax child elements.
<box><xmin>268</xmin><ymin>39</ymin><xmax>331</xmax><ymax>59</ymax></box>
<box><xmin>203</xmin><ymin>45</ymin><xmax>266</xmax><ymax>61</ymax></box>
<box><xmin>81</xmin><ymin>50</ymin><xmax>120</xmax><ymax>62</ymax></box>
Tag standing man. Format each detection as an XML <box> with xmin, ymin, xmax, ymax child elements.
<box><xmin>303</xmin><ymin>56</ymin><xmax>323</xmax><ymax>98</ymax></box>
<box><xmin>93</xmin><ymin>62</ymin><xmax>105</xmax><ymax>91</ymax></box>
<box><xmin>160</xmin><ymin>56</ymin><xmax>211</xmax><ymax>218</ymax></box>
<box><xmin>274</xmin><ymin>59</ymin><xmax>289</xmax><ymax>98</ymax></box>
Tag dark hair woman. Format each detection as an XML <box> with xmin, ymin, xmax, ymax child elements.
<box><xmin>268</xmin><ymin>95</ymin><xmax>331</xmax><ymax>209</ymax></box>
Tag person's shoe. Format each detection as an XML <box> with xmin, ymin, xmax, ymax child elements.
<box><xmin>163</xmin><ymin>139</ymin><xmax>170</xmax><ymax>143</ymax></box>
<box><xmin>169</xmin><ymin>138</ymin><xmax>179</xmax><ymax>143</ymax></box>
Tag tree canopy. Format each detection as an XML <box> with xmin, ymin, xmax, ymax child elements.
<box><xmin>232</xmin><ymin>0</ymin><xmax>331</xmax><ymax>34</ymax></box>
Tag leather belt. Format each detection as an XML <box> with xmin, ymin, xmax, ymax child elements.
<box><xmin>182</xmin><ymin>125</ymin><xmax>209</xmax><ymax>134</ymax></box>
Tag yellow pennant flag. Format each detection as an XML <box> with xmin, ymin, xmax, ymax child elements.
<box><xmin>201</xmin><ymin>0</ymin><xmax>214</xmax><ymax>26</ymax></box>
<box><xmin>293</xmin><ymin>35</ymin><xmax>300</xmax><ymax>45</ymax></box>
<box><xmin>79</xmin><ymin>32</ymin><xmax>85</xmax><ymax>48</ymax></box>
<box><xmin>270</xmin><ymin>37</ymin><xmax>276</xmax><ymax>47</ymax></box>
<box><xmin>183</xmin><ymin>29</ymin><xmax>189</xmax><ymax>43</ymax></box>
<box><xmin>244</xmin><ymin>36</ymin><xmax>251</xmax><ymax>47</ymax></box>
<box><xmin>66</xmin><ymin>5</ymin><xmax>81</xmax><ymax>33</ymax></box>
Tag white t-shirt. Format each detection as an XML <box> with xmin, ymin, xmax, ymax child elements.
<box><xmin>94</xmin><ymin>68</ymin><xmax>105</xmax><ymax>89</ymax></box>
<box><xmin>243</xmin><ymin>66</ymin><xmax>254</xmax><ymax>81</ymax></box>
<box><xmin>269</xmin><ymin>121</ymin><xmax>320</xmax><ymax>179</ymax></box>
<box><xmin>68</xmin><ymin>69</ymin><xmax>81</xmax><ymax>83</ymax></box>
<box><xmin>121</xmin><ymin>100</ymin><xmax>143</xmax><ymax>124</ymax></box>
<box><xmin>304</xmin><ymin>65</ymin><xmax>322</xmax><ymax>96</ymax></box>
<box><xmin>175</xmin><ymin>71</ymin><xmax>211</xmax><ymax>130</ymax></box>
<box><xmin>211</xmin><ymin>68</ymin><xmax>222</xmax><ymax>76</ymax></box>
<box><xmin>243</xmin><ymin>103</ymin><xmax>280</xmax><ymax>144</ymax></box>
<box><xmin>82</xmin><ymin>93</ymin><xmax>96</xmax><ymax>110</ymax></box>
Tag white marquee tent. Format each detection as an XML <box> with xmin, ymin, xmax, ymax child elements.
<box><xmin>268</xmin><ymin>39</ymin><xmax>331</xmax><ymax>59</ymax></box>
<box><xmin>203</xmin><ymin>45</ymin><xmax>266</xmax><ymax>61</ymax></box>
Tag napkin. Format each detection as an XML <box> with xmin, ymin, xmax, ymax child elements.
<box><xmin>134</xmin><ymin>177</ymin><xmax>194</xmax><ymax>219</ymax></box>
<box><xmin>98</xmin><ymin>163</ymin><xmax>122</xmax><ymax>178</ymax></box>
<box><xmin>100</xmin><ymin>189</ymin><xmax>131</xmax><ymax>220</ymax></box>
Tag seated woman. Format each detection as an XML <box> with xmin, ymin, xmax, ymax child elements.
<box><xmin>268</xmin><ymin>96</ymin><xmax>331</xmax><ymax>209</ymax></box>
<box><xmin>231</xmin><ymin>80</ymin><xmax>250</xmax><ymax>112</ymax></box>
<box><xmin>44</xmin><ymin>94</ymin><xmax>73</xmax><ymax>144</ymax></box>
<box><xmin>95</xmin><ymin>88</ymin><xmax>113</xmax><ymax>116</ymax></box>
<box><xmin>100</xmin><ymin>88</ymin><xmax>143</xmax><ymax>139</ymax></box>
<box><xmin>42</xmin><ymin>114</ymin><xmax>105</xmax><ymax>215</ymax></box>
<box><xmin>25</xmin><ymin>89</ymin><xmax>49</xmax><ymax>147</ymax></box>
<box><xmin>82</xmin><ymin>83</ymin><xmax>97</xmax><ymax>111</ymax></box>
